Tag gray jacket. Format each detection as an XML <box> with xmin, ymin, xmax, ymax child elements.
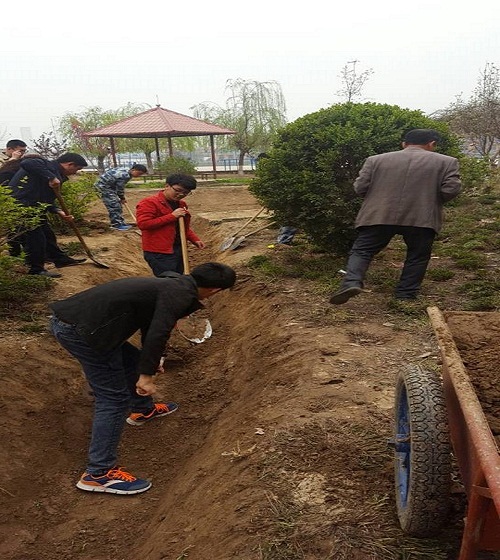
<box><xmin>354</xmin><ymin>146</ymin><xmax>461</xmax><ymax>232</ymax></box>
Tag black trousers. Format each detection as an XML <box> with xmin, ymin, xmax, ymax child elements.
<box><xmin>341</xmin><ymin>225</ymin><xmax>436</xmax><ymax>299</ymax></box>
<box><xmin>20</xmin><ymin>219</ymin><xmax>69</xmax><ymax>274</ymax></box>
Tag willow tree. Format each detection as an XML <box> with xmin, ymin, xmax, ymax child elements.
<box><xmin>192</xmin><ymin>78</ymin><xmax>287</xmax><ymax>174</ymax></box>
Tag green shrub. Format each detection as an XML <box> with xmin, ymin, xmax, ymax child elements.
<box><xmin>48</xmin><ymin>173</ymin><xmax>99</xmax><ymax>233</ymax></box>
<box><xmin>0</xmin><ymin>186</ymin><xmax>45</xmax><ymax>248</ymax></box>
<box><xmin>457</xmin><ymin>156</ymin><xmax>492</xmax><ymax>193</ymax></box>
<box><xmin>155</xmin><ymin>156</ymin><xmax>196</xmax><ymax>176</ymax></box>
<box><xmin>250</xmin><ymin>102</ymin><xmax>459</xmax><ymax>255</ymax></box>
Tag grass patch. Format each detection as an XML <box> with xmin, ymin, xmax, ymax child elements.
<box><xmin>255</xmin><ymin>419</ymin><xmax>464</xmax><ymax>560</ymax></box>
<box><xmin>248</xmin><ymin>244</ymin><xmax>345</xmax><ymax>293</ymax></box>
<box><xmin>0</xmin><ymin>256</ymin><xmax>53</xmax><ymax>317</ymax></box>
<box><xmin>59</xmin><ymin>241</ymin><xmax>85</xmax><ymax>256</ymax></box>
<box><xmin>427</xmin><ymin>267</ymin><xmax>455</xmax><ymax>281</ymax></box>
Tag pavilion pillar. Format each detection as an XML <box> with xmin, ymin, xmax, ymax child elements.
<box><xmin>210</xmin><ymin>135</ymin><xmax>217</xmax><ymax>179</ymax></box>
<box><xmin>155</xmin><ymin>138</ymin><xmax>160</xmax><ymax>162</ymax></box>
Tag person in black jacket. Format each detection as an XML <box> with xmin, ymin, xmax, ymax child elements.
<box><xmin>8</xmin><ymin>153</ymin><xmax>89</xmax><ymax>277</ymax></box>
<box><xmin>0</xmin><ymin>154</ymin><xmax>48</xmax><ymax>257</ymax></box>
<box><xmin>49</xmin><ymin>262</ymin><xmax>237</xmax><ymax>495</ymax></box>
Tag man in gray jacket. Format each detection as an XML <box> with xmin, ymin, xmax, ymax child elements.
<box><xmin>330</xmin><ymin>129</ymin><xmax>461</xmax><ymax>304</ymax></box>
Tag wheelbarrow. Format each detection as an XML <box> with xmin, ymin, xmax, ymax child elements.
<box><xmin>391</xmin><ymin>306</ymin><xmax>500</xmax><ymax>559</ymax></box>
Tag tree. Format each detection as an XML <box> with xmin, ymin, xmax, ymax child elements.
<box><xmin>192</xmin><ymin>79</ymin><xmax>287</xmax><ymax>174</ymax></box>
<box><xmin>336</xmin><ymin>60</ymin><xmax>374</xmax><ymax>103</ymax></box>
<box><xmin>58</xmin><ymin>103</ymin><xmax>153</xmax><ymax>172</ymax></box>
<box><xmin>437</xmin><ymin>63</ymin><xmax>500</xmax><ymax>165</ymax></box>
<box><xmin>31</xmin><ymin>132</ymin><xmax>68</xmax><ymax>158</ymax></box>
<box><xmin>250</xmin><ymin>102</ymin><xmax>459</xmax><ymax>255</ymax></box>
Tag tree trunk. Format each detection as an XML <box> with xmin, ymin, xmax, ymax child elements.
<box><xmin>145</xmin><ymin>152</ymin><xmax>154</xmax><ymax>173</ymax></box>
<box><xmin>238</xmin><ymin>150</ymin><xmax>245</xmax><ymax>175</ymax></box>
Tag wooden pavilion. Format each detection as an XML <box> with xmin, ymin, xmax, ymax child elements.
<box><xmin>84</xmin><ymin>105</ymin><xmax>235</xmax><ymax>178</ymax></box>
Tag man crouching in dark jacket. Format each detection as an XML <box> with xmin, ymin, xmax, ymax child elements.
<box><xmin>49</xmin><ymin>262</ymin><xmax>236</xmax><ymax>495</ymax></box>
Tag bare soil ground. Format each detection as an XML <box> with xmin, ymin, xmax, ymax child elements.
<box><xmin>0</xmin><ymin>184</ymin><xmax>498</xmax><ymax>560</ymax></box>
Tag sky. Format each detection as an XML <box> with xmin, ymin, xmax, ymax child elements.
<box><xmin>1</xmin><ymin>0</ymin><xmax>499</xmax><ymax>143</ymax></box>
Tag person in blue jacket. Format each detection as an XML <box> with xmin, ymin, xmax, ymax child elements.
<box><xmin>94</xmin><ymin>164</ymin><xmax>147</xmax><ymax>230</ymax></box>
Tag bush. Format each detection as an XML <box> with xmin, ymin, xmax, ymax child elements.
<box><xmin>48</xmin><ymin>173</ymin><xmax>99</xmax><ymax>233</ymax></box>
<box><xmin>457</xmin><ymin>156</ymin><xmax>493</xmax><ymax>193</ymax></box>
<box><xmin>155</xmin><ymin>156</ymin><xmax>196</xmax><ymax>176</ymax></box>
<box><xmin>250</xmin><ymin>102</ymin><xmax>460</xmax><ymax>255</ymax></box>
<box><xmin>0</xmin><ymin>186</ymin><xmax>45</xmax><ymax>249</ymax></box>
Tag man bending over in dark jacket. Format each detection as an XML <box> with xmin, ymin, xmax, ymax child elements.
<box><xmin>49</xmin><ymin>262</ymin><xmax>236</xmax><ymax>495</ymax></box>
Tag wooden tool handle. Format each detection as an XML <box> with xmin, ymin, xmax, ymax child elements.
<box><xmin>178</xmin><ymin>216</ymin><xmax>190</xmax><ymax>274</ymax></box>
<box><xmin>231</xmin><ymin>206</ymin><xmax>265</xmax><ymax>236</ymax></box>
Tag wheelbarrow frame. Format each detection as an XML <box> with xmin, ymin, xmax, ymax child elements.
<box><xmin>426</xmin><ymin>306</ymin><xmax>500</xmax><ymax>559</ymax></box>
<box><xmin>395</xmin><ymin>307</ymin><xmax>500</xmax><ymax>558</ymax></box>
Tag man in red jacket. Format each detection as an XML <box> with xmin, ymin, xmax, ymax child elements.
<box><xmin>136</xmin><ymin>173</ymin><xmax>205</xmax><ymax>276</ymax></box>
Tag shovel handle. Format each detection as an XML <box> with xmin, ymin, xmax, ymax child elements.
<box><xmin>124</xmin><ymin>201</ymin><xmax>137</xmax><ymax>222</ymax></box>
<box><xmin>230</xmin><ymin>206</ymin><xmax>265</xmax><ymax>237</ymax></box>
<box><xmin>53</xmin><ymin>189</ymin><xmax>92</xmax><ymax>254</ymax></box>
<box><xmin>243</xmin><ymin>221</ymin><xmax>277</xmax><ymax>237</ymax></box>
<box><xmin>178</xmin><ymin>216</ymin><xmax>190</xmax><ymax>274</ymax></box>
<box><xmin>53</xmin><ymin>188</ymin><xmax>110</xmax><ymax>269</ymax></box>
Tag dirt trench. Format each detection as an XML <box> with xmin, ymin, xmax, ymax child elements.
<box><xmin>0</xmin><ymin>212</ymin><xmax>354</xmax><ymax>560</ymax></box>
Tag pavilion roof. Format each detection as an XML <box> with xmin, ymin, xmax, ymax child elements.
<box><xmin>84</xmin><ymin>106</ymin><xmax>235</xmax><ymax>139</ymax></box>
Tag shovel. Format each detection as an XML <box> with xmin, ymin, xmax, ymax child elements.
<box><xmin>124</xmin><ymin>201</ymin><xmax>142</xmax><ymax>237</ymax></box>
<box><xmin>228</xmin><ymin>221</ymin><xmax>276</xmax><ymax>251</ymax></box>
<box><xmin>53</xmin><ymin>188</ymin><xmax>110</xmax><ymax>269</ymax></box>
<box><xmin>123</xmin><ymin>201</ymin><xmax>137</xmax><ymax>223</ymax></box>
<box><xmin>176</xmin><ymin>216</ymin><xmax>212</xmax><ymax>344</ymax></box>
<box><xmin>219</xmin><ymin>206</ymin><xmax>266</xmax><ymax>251</ymax></box>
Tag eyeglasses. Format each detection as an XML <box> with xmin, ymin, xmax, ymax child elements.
<box><xmin>170</xmin><ymin>186</ymin><xmax>190</xmax><ymax>197</ymax></box>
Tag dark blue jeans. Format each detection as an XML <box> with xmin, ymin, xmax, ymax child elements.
<box><xmin>144</xmin><ymin>246</ymin><xmax>184</xmax><ymax>277</ymax></box>
<box><xmin>50</xmin><ymin>316</ymin><xmax>154</xmax><ymax>475</ymax></box>
<box><xmin>341</xmin><ymin>225</ymin><xmax>436</xmax><ymax>299</ymax></box>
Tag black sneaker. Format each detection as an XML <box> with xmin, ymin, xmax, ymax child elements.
<box><xmin>76</xmin><ymin>467</ymin><xmax>152</xmax><ymax>494</ymax></box>
<box><xmin>54</xmin><ymin>258</ymin><xmax>87</xmax><ymax>268</ymax></box>
<box><xmin>30</xmin><ymin>270</ymin><xmax>62</xmax><ymax>278</ymax></box>
<box><xmin>329</xmin><ymin>286</ymin><xmax>362</xmax><ymax>305</ymax></box>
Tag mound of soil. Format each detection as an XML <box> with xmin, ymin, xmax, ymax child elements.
<box><xmin>0</xmin><ymin>185</ymin><xmax>498</xmax><ymax>560</ymax></box>
<box><xmin>445</xmin><ymin>312</ymin><xmax>500</xmax><ymax>443</ymax></box>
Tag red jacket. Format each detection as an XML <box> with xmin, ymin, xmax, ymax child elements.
<box><xmin>136</xmin><ymin>191</ymin><xmax>201</xmax><ymax>254</ymax></box>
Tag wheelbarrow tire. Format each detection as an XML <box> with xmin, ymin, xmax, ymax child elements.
<box><xmin>393</xmin><ymin>364</ymin><xmax>451</xmax><ymax>537</ymax></box>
